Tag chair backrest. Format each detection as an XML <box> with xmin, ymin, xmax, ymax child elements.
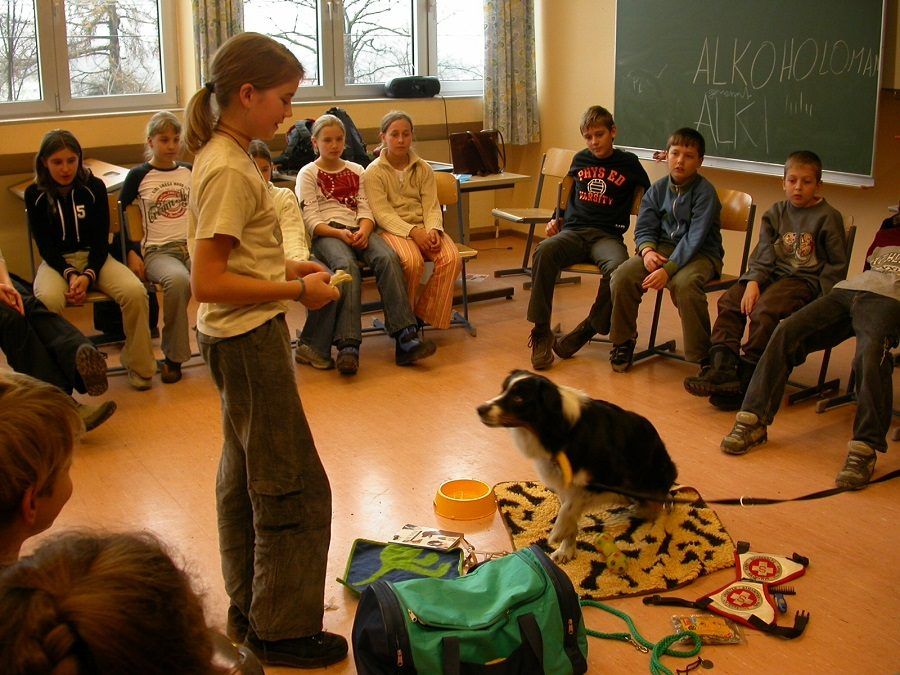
<box><xmin>531</xmin><ymin>147</ymin><xmax>577</xmax><ymax>208</ymax></box>
<box><xmin>106</xmin><ymin>192</ymin><xmax>121</xmax><ymax>236</ymax></box>
<box><xmin>717</xmin><ymin>188</ymin><xmax>756</xmax><ymax>276</ymax></box>
<box><xmin>433</xmin><ymin>171</ymin><xmax>465</xmax><ymax>241</ymax></box>
<box><xmin>121</xmin><ymin>201</ymin><xmax>144</xmax><ymax>243</ymax></box>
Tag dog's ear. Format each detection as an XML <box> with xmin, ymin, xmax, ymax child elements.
<box><xmin>538</xmin><ymin>377</ymin><xmax>562</xmax><ymax>413</ymax></box>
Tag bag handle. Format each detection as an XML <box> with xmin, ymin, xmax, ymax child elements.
<box><xmin>441</xmin><ymin>614</ymin><xmax>544</xmax><ymax>674</ymax></box>
<box><xmin>484</xmin><ymin>128</ymin><xmax>506</xmax><ymax>171</ymax></box>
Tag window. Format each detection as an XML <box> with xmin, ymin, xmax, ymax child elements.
<box><xmin>0</xmin><ymin>0</ymin><xmax>178</xmax><ymax>118</ymax></box>
<box><xmin>243</xmin><ymin>0</ymin><xmax>483</xmax><ymax>99</ymax></box>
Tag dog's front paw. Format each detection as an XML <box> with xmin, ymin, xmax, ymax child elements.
<box><xmin>550</xmin><ymin>540</ymin><xmax>577</xmax><ymax>564</ymax></box>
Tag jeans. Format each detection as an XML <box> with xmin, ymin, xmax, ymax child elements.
<box><xmin>0</xmin><ymin>276</ymin><xmax>92</xmax><ymax>394</ymax></box>
<box><xmin>199</xmin><ymin>315</ymin><xmax>332</xmax><ymax>640</ymax></box>
<box><xmin>526</xmin><ymin>228</ymin><xmax>627</xmax><ymax>334</ymax></box>
<box><xmin>312</xmin><ymin>233</ymin><xmax>415</xmax><ymax>344</ymax></box>
<box><xmin>609</xmin><ymin>243</ymin><xmax>721</xmax><ymax>363</ymax></box>
<box><xmin>144</xmin><ymin>241</ymin><xmax>192</xmax><ymax>364</ymax></box>
<box><xmin>743</xmin><ymin>289</ymin><xmax>900</xmax><ymax>452</ymax></box>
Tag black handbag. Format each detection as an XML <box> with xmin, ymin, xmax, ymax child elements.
<box><xmin>449</xmin><ymin>129</ymin><xmax>506</xmax><ymax>176</ymax></box>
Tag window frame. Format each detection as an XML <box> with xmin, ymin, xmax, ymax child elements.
<box><xmin>261</xmin><ymin>0</ymin><xmax>483</xmax><ymax>101</ymax></box>
<box><xmin>0</xmin><ymin>0</ymin><xmax>180</xmax><ymax>119</ymax></box>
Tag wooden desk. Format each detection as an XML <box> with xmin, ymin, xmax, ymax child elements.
<box><xmin>8</xmin><ymin>158</ymin><xmax>129</xmax><ymax>200</ymax></box>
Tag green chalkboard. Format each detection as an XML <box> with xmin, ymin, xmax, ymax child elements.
<box><xmin>614</xmin><ymin>0</ymin><xmax>885</xmax><ymax>185</ymax></box>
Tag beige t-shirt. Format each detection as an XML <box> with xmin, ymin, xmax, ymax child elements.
<box><xmin>188</xmin><ymin>133</ymin><xmax>288</xmax><ymax>338</ymax></box>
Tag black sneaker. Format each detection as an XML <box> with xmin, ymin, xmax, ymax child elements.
<box><xmin>529</xmin><ymin>326</ymin><xmax>555</xmax><ymax>370</ymax></box>
<box><xmin>683</xmin><ymin>362</ymin><xmax>712</xmax><ymax>396</ymax></box>
<box><xmin>75</xmin><ymin>343</ymin><xmax>108</xmax><ymax>396</ymax></box>
<box><xmin>553</xmin><ymin>318</ymin><xmax>595</xmax><ymax>359</ymax></box>
<box><xmin>395</xmin><ymin>327</ymin><xmax>437</xmax><ymax>366</ymax></box>
<box><xmin>720</xmin><ymin>411</ymin><xmax>767</xmax><ymax>455</ymax></box>
<box><xmin>245</xmin><ymin>630</ymin><xmax>348</xmax><ymax>669</ymax></box>
<box><xmin>710</xmin><ymin>392</ymin><xmax>743</xmax><ymax>411</ymax></box>
<box><xmin>336</xmin><ymin>346</ymin><xmax>360</xmax><ymax>375</ymax></box>
<box><xmin>609</xmin><ymin>338</ymin><xmax>636</xmax><ymax>373</ymax></box>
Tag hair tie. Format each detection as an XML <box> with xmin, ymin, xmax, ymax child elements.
<box><xmin>204</xmin><ymin>81</ymin><xmax>215</xmax><ymax>93</ymax></box>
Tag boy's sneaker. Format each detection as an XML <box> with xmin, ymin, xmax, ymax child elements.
<box><xmin>720</xmin><ymin>411</ymin><xmax>767</xmax><ymax>455</ymax></box>
<box><xmin>609</xmin><ymin>338</ymin><xmax>636</xmax><ymax>373</ymax></box>
<box><xmin>245</xmin><ymin>630</ymin><xmax>348</xmax><ymax>669</ymax></box>
<box><xmin>226</xmin><ymin>604</ymin><xmax>250</xmax><ymax>643</ymax></box>
<box><xmin>395</xmin><ymin>326</ymin><xmax>437</xmax><ymax>366</ymax></box>
<box><xmin>127</xmin><ymin>370</ymin><xmax>153</xmax><ymax>391</ymax></box>
<box><xmin>75</xmin><ymin>400</ymin><xmax>117</xmax><ymax>431</ymax></box>
<box><xmin>160</xmin><ymin>359</ymin><xmax>183</xmax><ymax>384</ymax></box>
<box><xmin>835</xmin><ymin>441</ymin><xmax>877</xmax><ymax>489</ymax></box>
<box><xmin>553</xmin><ymin>318</ymin><xmax>595</xmax><ymax>359</ymax></box>
<box><xmin>529</xmin><ymin>326</ymin><xmax>555</xmax><ymax>370</ymax></box>
<box><xmin>294</xmin><ymin>343</ymin><xmax>335</xmax><ymax>370</ymax></box>
<box><xmin>336</xmin><ymin>346</ymin><xmax>360</xmax><ymax>375</ymax></box>
<box><xmin>709</xmin><ymin>392</ymin><xmax>743</xmax><ymax>411</ymax></box>
<box><xmin>75</xmin><ymin>343</ymin><xmax>108</xmax><ymax>396</ymax></box>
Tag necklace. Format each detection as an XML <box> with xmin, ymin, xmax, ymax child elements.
<box><xmin>216</xmin><ymin>121</ymin><xmax>252</xmax><ymax>151</ymax></box>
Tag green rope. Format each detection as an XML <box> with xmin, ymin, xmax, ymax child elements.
<box><xmin>580</xmin><ymin>599</ymin><xmax>702</xmax><ymax>675</ymax></box>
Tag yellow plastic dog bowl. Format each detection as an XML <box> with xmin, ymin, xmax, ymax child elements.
<box><xmin>434</xmin><ymin>479</ymin><xmax>496</xmax><ymax>520</ymax></box>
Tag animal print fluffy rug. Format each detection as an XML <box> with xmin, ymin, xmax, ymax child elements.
<box><xmin>494</xmin><ymin>481</ymin><xmax>735</xmax><ymax>600</ymax></box>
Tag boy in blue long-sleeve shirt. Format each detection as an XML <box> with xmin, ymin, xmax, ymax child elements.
<box><xmin>608</xmin><ymin>128</ymin><xmax>723</xmax><ymax>372</ymax></box>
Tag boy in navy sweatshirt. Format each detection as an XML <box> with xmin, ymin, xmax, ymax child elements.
<box><xmin>608</xmin><ymin>128</ymin><xmax>723</xmax><ymax>372</ymax></box>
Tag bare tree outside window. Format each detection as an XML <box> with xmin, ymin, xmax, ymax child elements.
<box><xmin>0</xmin><ymin>0</ymin><xmax>40</xmax><ymax>102</ymax></box>
<box><xmin>65</xmin><ymin>0</ymin><xmax>163</xmax><ymax>98</ymax></box>
<box><xmin>243</xmin><ymin>0</ymin><xmax>482</xmax><ymax>95</ymax></box>
<box><xmin>243</xmin><ymin>0</ymin><xmax>320</xmax><ymax>85</ymax></box>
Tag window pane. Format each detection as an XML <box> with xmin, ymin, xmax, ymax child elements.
<box><xmin>436</xmin><ymin>0</ymin><xmax>482</xmax><ymax>81</ymax></box>
<box><xmin>344</xmin><ymin>0</ymin><xmax>413</xmax><ymax>85</ymax></box>
<box><xmin>0</xmin><ymin>0</ymin><xmax>41</xmax><ymax>102</ymax></box>
<box><xmin>243</xmin><ymin>0</ymin><xmax>320</xmax><ymax>86</ymax></box>
<box><xmin>65</xmin><ymin>0</ymin><xmax>163</xmax><ymax>98</ymax></box>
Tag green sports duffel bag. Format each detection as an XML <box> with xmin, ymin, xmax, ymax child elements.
<box><xmin>352</xmin><ymin>545</ymin><xmax>588</xmax><ymax>674</ymax></box>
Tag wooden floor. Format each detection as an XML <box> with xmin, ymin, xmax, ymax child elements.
<box><xmin>12</xmin><ymin>235</ymin><xmax>900</xmax><ymax>674</ymax></box>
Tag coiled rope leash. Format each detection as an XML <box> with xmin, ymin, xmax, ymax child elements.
<box><xmin>580</xmin><ymin>599</ymin><xmax>702</xmax><ymax>675</ymax></box>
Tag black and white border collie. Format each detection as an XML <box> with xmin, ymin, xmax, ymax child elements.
<box><xmin>477</xmin><ymin>370</ymin><xmax>677</xmax><ymax>563</ymax></box>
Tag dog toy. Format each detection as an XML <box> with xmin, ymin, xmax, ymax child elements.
<box><xmin>554</xmin><ymin>452</ymin><xmax>573</xmax><ymax>488</ymax></box>
<box><xmin>596</xmin><ymin>533</ymin><xmax>627</xmax><ymax>574</ymax></box>
<box><xmin>329</xmin><ymin>269</ymin><xmax>353</xmax><ymax>287</ymax></box>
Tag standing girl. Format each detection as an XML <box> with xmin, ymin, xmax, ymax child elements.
<box><xmin>119</xmin><ymin>111</ymin><xmax>192</xmax><ymax>384</ymax></box>
<box><xmin>364</xmin><ymin>111</ymin><xmax>462</xmax><ymax>329</ymax></box>
<box><xmin>25</xmin><ymin>130</ymin><xmax>156</xmax><ymax>391</ymax></box>
<box><xmin>297</xmin><ymin>114</ymin><xmax>435</xmax><ymax>374</ymax></box>
<box><xmin>184</xmin><ymin>32</ymin><xmax>345</xmax><ymax>669</ymax></box>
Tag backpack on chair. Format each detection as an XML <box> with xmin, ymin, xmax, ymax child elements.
<box><xmin>325</xmin><ymin>106</ymin><xmax>371</xmax><ymax>167</ymax></box>
<box><xmin>273</xmin><ymin>118</ymin><xmax>316</xmax><ymax>172</ymax></box>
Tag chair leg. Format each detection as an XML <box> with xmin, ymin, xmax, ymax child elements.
<box><xmin>450</xmin><ymin>261</ymin><xmax>477</xmax><ymax>337</ymax></box>
<box><xmin>787</xmin><ymin>347</ymin><xmax>840</xmax><ymax>405</ymax></box>
<box><xmin>494</xmin><ymin>223</ymin><xmax>537</xmax><ymax>278</ymax></box>
<box><xmin>631</xmin><ymin>290</ymin><xmax>678</xmax><ymax>364</ymax></box>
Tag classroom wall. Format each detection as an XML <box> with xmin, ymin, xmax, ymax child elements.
<box><xmin>531</xmin><ymin>0</ymin><xmax>900</xmax><ymax>275</ymax></box>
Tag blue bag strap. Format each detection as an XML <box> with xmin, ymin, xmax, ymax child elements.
<box><xmin>440</xmin><ymin>614</ymin><xmax>544</xmax><ymax>674</ymax></box>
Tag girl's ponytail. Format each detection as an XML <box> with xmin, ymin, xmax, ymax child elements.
<box><xmin>184</xmin><ymin>86</ymin><xmax>215</xmax><ymax>154</ymax></box>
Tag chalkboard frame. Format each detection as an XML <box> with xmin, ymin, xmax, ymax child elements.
<box><xmin>612</xmin><ymin>1</ymin><xmax>887</xmax><ymax>187</ymax></box>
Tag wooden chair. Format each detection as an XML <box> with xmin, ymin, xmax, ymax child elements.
<box><xmin>631</xmin><ymin>188</ymin><xmax>757</xmax><ymax>365</ymax></box>
<box><xmin>785</xmin><ymin>221</ymin><xmax>857</xmax><ymax>404</ymax></box>
<box><xmin>434</xmin><ymin>171</ymin><xmax>479</xmax><ymax>336</ymax></box>
<box><xmin>491</xmin><ymin>147</ymin><xmax>577</xmax><ymax>279</ymax></box>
